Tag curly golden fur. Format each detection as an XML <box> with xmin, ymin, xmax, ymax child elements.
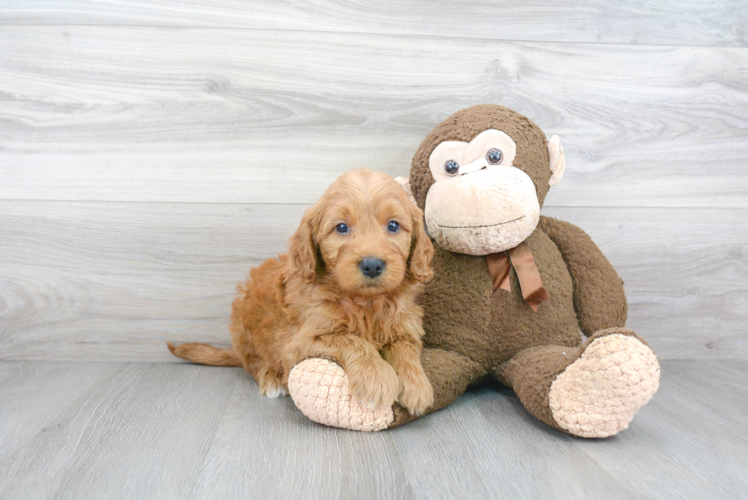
<box><xmin>169</xmin><ymin>169</ymin><xmax>435</xmax><ymax>414</ymax></box>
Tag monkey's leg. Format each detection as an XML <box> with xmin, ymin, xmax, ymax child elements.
<box><xmin>288</xmin><ymin>348</ymin><xmax>484</xmax><ymax>431</ymax></box>
<box><xmin>495</xmin><ymin>328</ymin><xmax>660</xmax><ymax>438</ymax></box>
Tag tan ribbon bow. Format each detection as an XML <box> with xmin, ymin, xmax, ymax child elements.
<box><xmin>485</xmin><ymin>242</ymin><xmax>550</xmax><ymax>312</ymax></box>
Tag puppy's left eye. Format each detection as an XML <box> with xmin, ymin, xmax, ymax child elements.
<box><xmin>336</xmin><ymin>223</ymin><xmax>349</xmax><ymax>234</ymax></box>
<box><xmin>387</xmin><ymin>221</ymin><xmax>400</xmax><ymax>233</ymax></box>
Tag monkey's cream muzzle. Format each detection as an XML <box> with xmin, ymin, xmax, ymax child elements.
<box><xmin>424</xmin><ymin>166</ymin><xmax>540</xmax><ymax>256</ymax></box>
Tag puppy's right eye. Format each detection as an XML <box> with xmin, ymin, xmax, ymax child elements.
<box><xmin>335</xmin><ymin>223</ymin><xmax>349</xmax><ymax>234</ymax></box>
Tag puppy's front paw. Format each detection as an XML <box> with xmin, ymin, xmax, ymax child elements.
<box><xmin>348</xmin><ymin>360</ymin><xmax>401</xmax><ymax>411</ymax></box>
<box><xmin>397</xmin><ymin>370</ymin><xmax>434</xmax><ymax>416</ymax></box>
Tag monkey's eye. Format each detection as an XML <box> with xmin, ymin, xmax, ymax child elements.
<box><xmin>444</xmin><ymin>160</ymin><xmax>459</xmax><ymax>176</ymax></box>
<box><xmin>335</xmin><ymin>223</ymin><xmax>349</xmax><ymax>234</ymax></box>
<box><xmin>486</xmin><ymin>148</ymin><xmax>503</xmax><ymax>165</ymax></box>
<box><xmin>387</xmin><ymin>221</ymin><xmax>400</xmax><ymax>233</ymax></box>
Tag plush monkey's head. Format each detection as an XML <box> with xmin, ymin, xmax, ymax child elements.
<box><xmin>409</xmin><ymin>104</ymin><xmax>565</xmax><ymax>255</ymax></box>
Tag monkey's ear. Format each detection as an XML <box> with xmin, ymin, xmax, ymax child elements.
<box><xmin>394</xmin><ymin>176</ymin><xmax>418</xmax><ymax>206</ymax></box>
<box><xmin>547</xmin><ymin>135</ymin><xmax>566</xmax><ymax>187</ymax></box>
<box><xmin>288</xmin><ymin>203</ymin><xmax>321</xmax><ymax>282</ymax></box>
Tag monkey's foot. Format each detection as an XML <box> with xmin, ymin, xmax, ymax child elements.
<box><xmin>549</xmin><ymin>331</ymin><xmax>660</xmax><ymax>438</ymax></box>
<box><xmin>288</xmin><ymin>358</ymin><xmax>394</xmax><ymax>432</ymax></box>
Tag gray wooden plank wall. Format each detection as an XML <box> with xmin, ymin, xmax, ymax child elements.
<box><xmin>1</xmin><ymin>2</ymin><xmax>747</xmax><ymax>361</ymax></box>
<box><xmin>3</xmin><ymin>0</ymin><xmax>748</xmax><ymax>46</ymax></box>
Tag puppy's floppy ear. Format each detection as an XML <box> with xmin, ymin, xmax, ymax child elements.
<box><xmin>407</xmin><ymin>202</ymin><xmax>435</xmax><ymax>283</ymax></box>
<box><xmin>288</xmin><ymin>202</ymin><xmax>323</xmax><ymax>282</ymax></box>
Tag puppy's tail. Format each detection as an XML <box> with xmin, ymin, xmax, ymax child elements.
<box><xmin>167</xmin><ymin>342</ymin><xmax>242</xmax><ymax>367</ymax></box>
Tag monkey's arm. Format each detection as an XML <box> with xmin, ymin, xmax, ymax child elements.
<box><xmin>538</xmin><ymin>216</ymin><xmax>627</xmax><ymax>336</ymax></box>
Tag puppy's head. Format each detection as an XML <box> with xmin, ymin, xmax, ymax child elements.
<box><xmin>289</xmin><ymin>168</ymin><xmax>434</xmax><ymax>296</ymax></box>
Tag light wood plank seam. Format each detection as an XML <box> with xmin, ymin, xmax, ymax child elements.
<box><xmin>2</xmin><ymin>24</ymin><xmax>747</xmax><ymax>51</ymax></box>
<box><xmin>3</xmin><ymin>199</ymin><xmax>748</xmax><ymax>211</ymax></box>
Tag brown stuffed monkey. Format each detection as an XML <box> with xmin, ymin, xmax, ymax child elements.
<box><xmin>288</xmin><ymin>105</ymin><xmax>660</xmax><ymax>437</ymax></box>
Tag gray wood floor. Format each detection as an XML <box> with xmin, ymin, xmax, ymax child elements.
<box><xmin>0</xmin><ymin>360</ymin><xmax>746</xmax><ymax>500</ymax></box>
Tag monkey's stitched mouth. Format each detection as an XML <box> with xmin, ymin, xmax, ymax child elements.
<box><xmin>438</xmin><ymin>215</ymin><xmax>525</xmax><ymax>229</ymax></box>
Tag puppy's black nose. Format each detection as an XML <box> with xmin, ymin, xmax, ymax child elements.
<box><xmin>359</xmin><ymin>257</ymin><xmax>385</xmax><ymax>278</ymax></box>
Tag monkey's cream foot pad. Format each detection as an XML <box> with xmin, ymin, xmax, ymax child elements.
<box><xmin>549</xmin><ymin>334</ymin><xmax>660</xmax><ymax>438</ymax></box>
<box><xmin>288</xmin><ymin>358</ymin><xmax>394</xmax><ymax>431</ymax></box>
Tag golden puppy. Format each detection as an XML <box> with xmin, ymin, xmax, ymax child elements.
<box><xmin>169</xmin><ymin>168</ymin><xmax>435</xmax><ymax>414</ymax></box>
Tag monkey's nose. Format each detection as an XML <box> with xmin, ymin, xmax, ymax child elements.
<box><xmin>359</xmin><ymin>257</ymin><xmax>385</xmax><ymax>278</ymax></box>
<box><xmin>459</xmin><ymin>159</ymin><xmax>488</xmax><ymax>175</ymax></box>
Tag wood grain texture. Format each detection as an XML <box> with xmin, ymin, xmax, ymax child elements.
<box><xmin>0</xmin><ymin>362</ymin><xmax>238</xmax><ymax>499</ymax></box>
<box><xmin>1</xmin><ymin>1</ymin><xmax>747</xmax><ymax>47</ymax></box>
<box><xmin>0</xmin><ymin>201</ymin><xmax>745</xmax><ymax>361</ymax></box>
<box><xmin>0</xmin><ymin>362</ymin><xmax>120</xmax><ymax>462</ymax></box>
<box><xmin>0</xmin><ymin>360</ymin><xmax>745</xmax><ymax>499</ymax></box>
<box><xmin>2</xmin><ymin>26</ymin><xmax>747</xmax><ymax>208</ymax></box>
<box><xmin>388</xmin><ymin>390</ymin><xmax>636</xmax><ymax>499</ymax></box>
<box><xmin>187</xmin><ymin>370</ymin><xmax>413</xmax><ymax>500</ymax></box>
<box><xmin>571</xmin><ymin>361</ymin><xmax>748</xmax><ymax>499</ymax></box>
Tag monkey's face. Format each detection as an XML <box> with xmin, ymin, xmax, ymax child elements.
<box><xmin>424</xmin><ymin>129</ymin><xmax>540</xmax><ymax>255</ymax></box>
<box><xmin>412</xmin><ymin>105</ymin><xmax>565</xmax><ymax>256</ymax></box>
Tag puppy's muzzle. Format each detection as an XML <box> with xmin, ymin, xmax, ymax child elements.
<box><xmin>359</xmin><ymin>257</ymin><xmax>385</xmax><ymax>278</ymax></box>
